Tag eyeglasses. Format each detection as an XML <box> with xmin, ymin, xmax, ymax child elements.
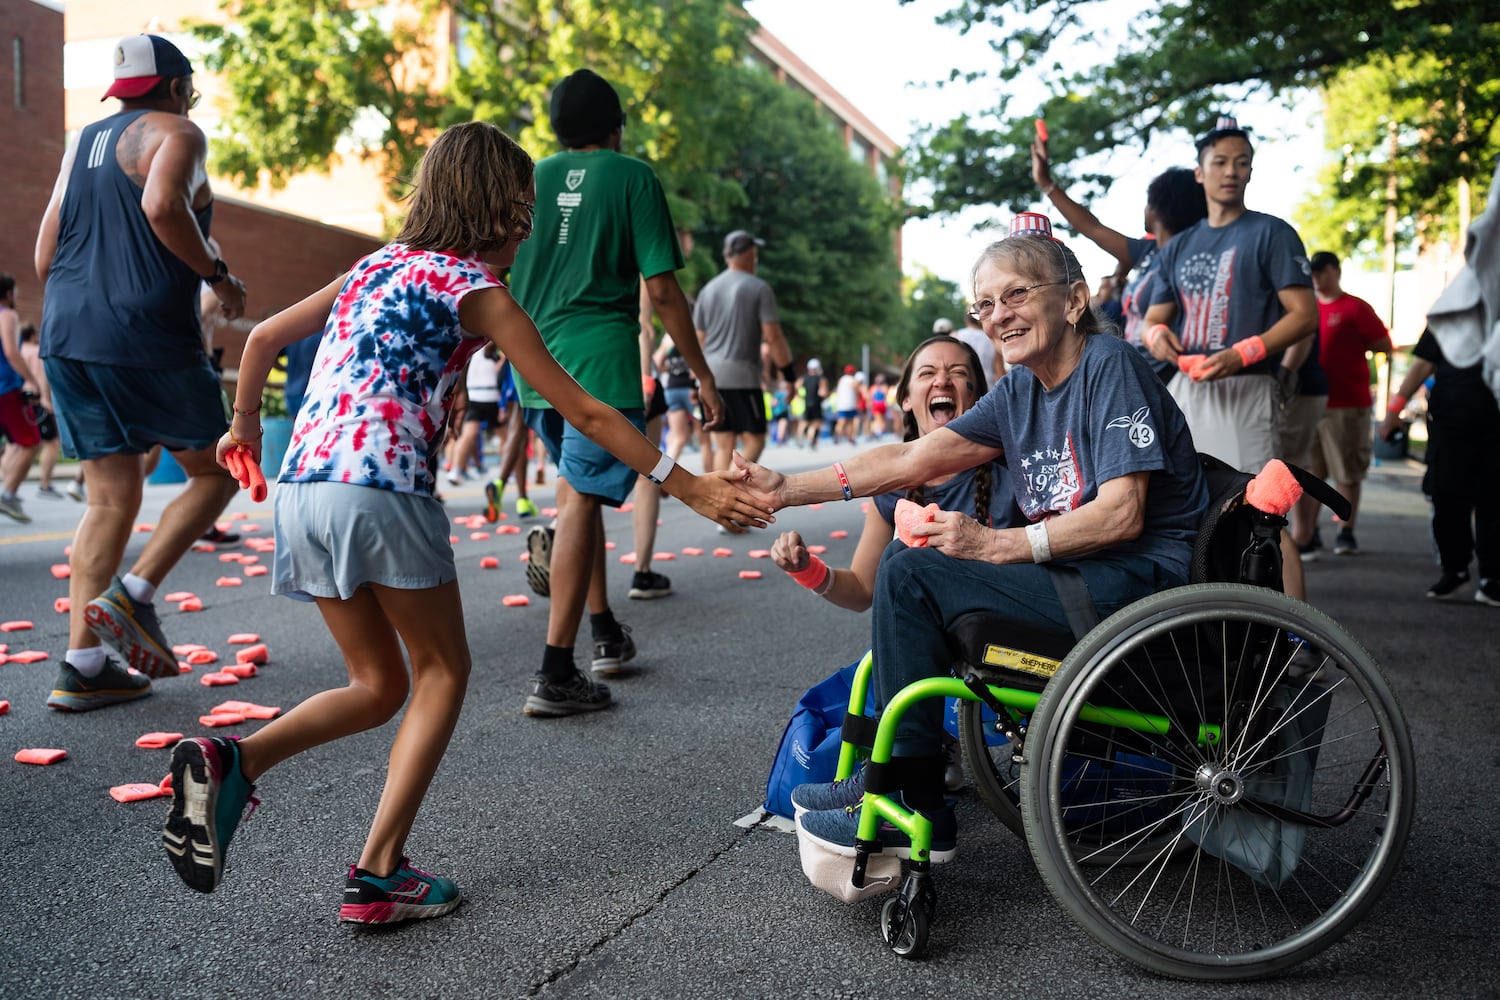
<box><xmin>967</xmin><ymin>281</ymin><xmax>1067</xmax><ymax>322</ymax></box>
<box><xmin>513</xmin><ymin>200</ymin><xmax>535</xmax><ymax>236</ymax></box>
<box><xmin>188</xmin><ymin>88</ymin><xmax>202</xmax><ymax>110</ymax></box>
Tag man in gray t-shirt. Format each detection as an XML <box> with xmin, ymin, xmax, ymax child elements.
<box><xmin>693</xmin><ymin>230</ymin><xmax>795</xmax><ymax>471</ymax></box>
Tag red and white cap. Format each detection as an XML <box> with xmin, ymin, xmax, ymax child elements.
<box><xmin>102</xmin><ymin>35</ymin><xmax>194</xmax><ymax>101</ymax></box>
<box><xmin>1214</xmin><ymin>114</ymin><xmax>1240</xmax><ymax>131</ymax></box>
<box><xmin>1008</xmin><ymin>212</ymin><xmax>1063</xmax><ymax>242</ymax></box>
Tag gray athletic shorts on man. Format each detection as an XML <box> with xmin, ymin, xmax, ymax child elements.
<box><xmin>1168</xmin><ymin>371</ymin><xmax>1278</xmax><ymax>475</ymax></box>
<box><xmin>272</xmin><ymin>481</ymin><xmax>455</xmax><ymax>602</ymax></box>
<box><xmin>44</xmin><ymin>356</ymin><xmax>227</xmax><ymax>460</ymax></box>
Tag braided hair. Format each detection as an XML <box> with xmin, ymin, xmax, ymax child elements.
<box><xmin>891</xmin><ymin>334</ymin><xmax>995</xmax><ymax>527</ymax></box>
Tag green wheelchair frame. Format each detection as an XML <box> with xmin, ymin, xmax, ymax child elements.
<box><xmin>817</xmin><ymin>464</ymin><xmax>1416</xmax><ymax>980</ymax></box>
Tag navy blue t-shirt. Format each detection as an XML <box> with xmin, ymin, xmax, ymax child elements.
<box><xmin>945</xmin><ymin>334</ymin><xmax>1208</xmax><ymax>581</ymax></box>
<box><xmin>872</xmin><ymin>460</ymin><xmax>1023</xmax><ymax>530</ymax></box>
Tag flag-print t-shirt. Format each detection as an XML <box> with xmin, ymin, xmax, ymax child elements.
<box><xmin>281</xmin><ymin>244</ymin><xmax>503</xmax><ymax>494</ymax></box>
<box><xmin>944</xmin><ymin>334</ymin><xmax>1207</xmax><ymax>581</ymax></box>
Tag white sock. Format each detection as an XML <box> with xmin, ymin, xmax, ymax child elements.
<box><xmin>66</xmin><ymin>646</ymin><xmax>109</xmax><ymax>677</ymax></box>
<box><xmin>122</xmin><ymin>573</ymin><xmax>157</xmax><ymax>603</ymax></box>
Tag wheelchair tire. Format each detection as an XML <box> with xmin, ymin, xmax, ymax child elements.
<box><xmin>1021</xmin><ymin>583</ymin><xmax>1415</xmax><ymax>981</ymax></box>
<box><xmin>957</xmin><ymin>699</ymin><xmax>1026</xmax><ymax>838</ymax></box>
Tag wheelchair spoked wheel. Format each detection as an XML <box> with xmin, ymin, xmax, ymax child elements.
<box><xmin>1021</xmin><ymin>583</ymin><xmax>1415</xmax><ymax>981</ymax></box>
<box><xmin>957</xmin><ymin>700</ymin><xmax>1026</xmax><ymax>837</ymax></box>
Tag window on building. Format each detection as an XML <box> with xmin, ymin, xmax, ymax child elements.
<box><xmin>12</xmin><ymin>37</ymin><xmax>23</xmax><ymax>110</ymax></box>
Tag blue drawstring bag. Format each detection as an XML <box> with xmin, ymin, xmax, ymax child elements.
<box><xmin>764</xmin><ymin>662</ymin><xmax>874</xmax><ymax>819</ymax></box>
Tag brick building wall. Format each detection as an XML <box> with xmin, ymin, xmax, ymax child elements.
<box><xmin>0</xmin><ymin>0</ymin><xmax>64</xmax><ymax>330</ymax></box>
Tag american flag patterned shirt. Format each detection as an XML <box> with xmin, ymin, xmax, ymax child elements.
<box><xmin>280</xmin><ymin>244</ymin><xmax>503</xmax><ymax>494</ymax></box>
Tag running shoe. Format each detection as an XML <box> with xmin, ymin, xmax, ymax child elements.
<box><xmin>525</xmin><ymin>525</ymin><xmax>553</xmax><ymax>597</ymax></box>
<box><xmin>162</xmin><ymin>736</ymin><xmax>259</xmax><ymax>894</ymax></box>
<box><xmin>514</xmin><ymin>496</ymin><xmax>539</xmax><ymax>518</ymax></box>
<box><xmin>84</xmin><ymin>576</ymin><xmax>177</xmax><ymax>678</ymax></box>
<box><xmin>45</xmin><ymin>658</ymin><xmax>152</xmax><ymax>711</ymax></box>
<box><xmin>340</xmin><ymin>858</ymin><xmax>463</xmax><ymax>924</ymax></box>
<box><xmin>791</xmin><ymin>764</ymin><xmax>868</xmax><ymax>816</ymax></box>
<box><xmin>1297</xmin><ymin>528</ymin><xmax>1322</xmax><ymax>563</ymax></box>
<box><xmin>591</xmin><ymin>623</ymin><xmax>637</xmax><ymax>676</ymax></box>
<box><xmin>35</xmin><ymin>485</ymin><xmax>64</xmax><ymax>500</ymax></box>
<box><xmin>66</xmin><ymin>479</ymin><xmax>86</xmax><ymax>502</ymax></box>
<box><xmin>796</xmin><ymin>799</ymin><xmax>957</xmax><ymax>863</ymax></box>
<box><xmin>1477</xmin><ymin>579</ymin><xmax>1500</xmax><ymax>607</ymax></box>
<box><xmin>627</xmin><ymin>570</ymin><xmax>672</xmax><ymax>600</ymax></box>
<box><xmin>523</xmin><ymin>672</ymin><xmax>613</xmax><ymax>717</ymax></box>
<box><xmin>484</xmin><ymin>480</ymin><xmax>503</xmax><ymax>523</ymax></box>
<box><xmin>1333</xmin><ymin>527</ymin><xmax>1359</xmax><ymax>555</ymax></box>
<box><xmin>1427</xmin><ymin>570</ymin><xmax>1471</xmax><ymax>600</ymax></box>
<box><xmin>0</xmin><ymin>494</ymin><xmax>30</xmax><ymax>523</ymax></box>
<box><xmin>201</xmin><ymin>526</ymin><xmax>241</xmax><ymax>545</ymax></box>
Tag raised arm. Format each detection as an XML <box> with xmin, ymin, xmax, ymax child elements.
<box><xmin>1032</xmin><ymin>138</ymin><xmax>1132</xmax><ymax>264</ymax></box>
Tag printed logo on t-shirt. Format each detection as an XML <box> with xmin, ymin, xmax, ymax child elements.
<box><xmin>1017</xmin><ymin>435</ymin><xmax>1084</xmax><ymax>516</ymax></box>
<box><xmin>1107</xmin><ymin>406</ymin><xmax>1156</xmax><ymax>449</ymax></box>
<box><xmin>565</xmin><ymin>169</ymin><xmax>586</xmax><ymax>191</ymax></box>
<box><xmin>1176</xmin><ymin>249</ymin><xmax>1237</xmax><ymax>352</ymax></box>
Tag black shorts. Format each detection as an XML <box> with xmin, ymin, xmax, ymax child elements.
<box><xmin>712</xmin><ymin>388</ymin><xmax>768</xmax><ymax>435</ymax></box>
<box><xmin>464</xmin><ymin>400</ymin><xmax>500</xmax><ymax>424</ymax></box>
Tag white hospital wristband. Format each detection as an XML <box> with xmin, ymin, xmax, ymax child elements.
<box><xmin>646</xmin><ymin>452</ymin><xmax>676</xmax><ymax>485</ymax></box>
<box><xmin>1027</xmin><ymin>520</ymin><xmax>1052</xmax><ymax>563</ymax></box>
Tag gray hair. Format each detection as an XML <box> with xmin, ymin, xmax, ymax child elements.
<box><xmin>970</xmin><ymin>235</ymin><xmax>1101</xmax><ymax>337</ymax></box>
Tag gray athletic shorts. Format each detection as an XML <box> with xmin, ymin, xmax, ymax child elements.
<box><xmin>1169</xmin><ymin>372</ymin><xmax>1278</xmax><ymax>474</ymax></box>
<box><xmin>272</xmin><ymin>481</ymin><xmax>455</xmax><ymax>602</ymax></box>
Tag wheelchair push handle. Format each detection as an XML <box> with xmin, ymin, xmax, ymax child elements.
<box><xmin>1244</xmin><ymin>458</ymin><xmax>1352</xmax><ymax>523</ymax></box>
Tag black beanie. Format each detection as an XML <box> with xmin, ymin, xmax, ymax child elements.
<box><xmin>550</xmin><ymin>69</ymin><xmax>625</xmax><ymax>148</ymax></box>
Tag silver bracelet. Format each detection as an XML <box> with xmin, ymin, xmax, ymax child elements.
<box><xmin>1027</xmin><ymin>520</ymin><xmax>1052</xmax><ymax>563</ymax></box>
<box><xmin>813</xmin><ymin>568</ymin><xmax>836</xmax><ymax>597</ymax></box>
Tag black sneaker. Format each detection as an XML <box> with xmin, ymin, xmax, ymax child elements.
<box><xmin>1297</xmin><ymin>528</ymin><xmax>1323</xmax><ymax>563</ymax></box>
<box><xmin>1427</xmin><ymin>570</ymin><xmax>1471</xmax><ymax>599</ymax></box>
<box><xmin>46</xmin><ymin>658</ymin><xmax>152</xmax><ymax>711</ymax></box>
<box><xmin>591</xmin><ymin>623</ymin><xmax>637</xmax><ymax>676</ymax></box>
<box><xmin>1476</xmin><ymin>579</ymin><xmax>1500</xmax><ymax>607</ymax></box>
<box><xmin>523</xmin><ymin>672</ymin><xmax>613</xmax><ymax>717</ymax></box>
<box><xmin>1333</xmin><ymin>527</ymin><xmax>1359</xmax><ymax>555</ymax></box>
<box><xmin>201</xmin><ymin>526</ymin><xmax>241</xmax><ymax>545</ymax></box>
<box><xmin>525</xmin><ymin>525</ymin><xmax>553</xmax><ymax>597</ymax></box>
<box><xmin>627</xmin><ymin>570</ymin><xmax>672</xmax><ymax>600</ymax></box>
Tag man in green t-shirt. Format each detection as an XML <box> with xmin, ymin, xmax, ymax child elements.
<box><xmin>510</xmin><ymin>68</ymin><xmax>723</xmax><ymax>718</ymax></box>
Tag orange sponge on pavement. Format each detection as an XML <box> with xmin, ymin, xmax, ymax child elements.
<box><xmin>110</xmin><ymin>782</ymin><xmax>170</xmax><ymax>803</ymax></box>
<box><xmin>135</xmin><ymin>732</ymin><xmax>185</xmax><ymax>749</ymax></box>
<box><xmin>16</xmin><ymin>748</ymin><xmax>68</xmax><ymax>765</ymax></box>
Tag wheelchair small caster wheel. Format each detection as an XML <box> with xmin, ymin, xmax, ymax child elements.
<box><xmin>880</xmin><ymin>893</ymin><xmax>932</xmax><ymax>958</ymax></box>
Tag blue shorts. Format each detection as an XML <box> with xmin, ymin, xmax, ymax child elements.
<box><xmin>524</xmin><ymin>406</ymin><xmax>645</xmax><ymax>507</ymax></box>
<box><xmin>44</xmin><ymin>356</ymin><xmax>227</xmax><ymax>460</ymax></box>
<box><xmin>272</xmin><ymin>481</ymin><xmax>455</xmax><ymax>602</ymax></box>
<box><xmin>664</xmin><ymin>387</ymin><xmax>694</xmax><ymax>413</ymax></box>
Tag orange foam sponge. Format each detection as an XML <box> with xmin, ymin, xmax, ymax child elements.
<box><xmin>479</xmin><ymin>556</ymin><xmax>500</xmax><ymax>569</ymax></box>
<box><xmin>213</xmin><ymin>700</ymin><xmax>280</xmax><ymax>720</ymax></box>
<box><xmin>163</xmin><ymin>592</ymin><xmax>196</xmax><ymax>604</ymax></box>
<box><xmin>6</xmin><ymin>650</ymin><xmax>48</xmax><ymax>664</ymax></box>
<box><xmin>0</xmin><ymin>621</ymin><xmax>34</xmax><ymax>632</ymax></box>
<box><xmin>681</xmin><ymin>547</ymin><xmax>704</xmax><ymax>557</ymax></box>
<box><xmin>54</xmin><ymin>598</ymin><xmax>71</xmax><ymax>614</ymax></box>
<box><xmin>199</xmin><ymin>712</ymin><xmax>244</xmax><ymax>727</ymax></box>
<box><xmin>829</xmin><ymin>530</ymin><xmax>850</xmax><ymax>539</ymax></box>
<box><xmin>223</xmin><ymin>663</ymin><xmax>258</xmax><ymax>679</ymax></box>
<box><xmin>618</xmin><ymin>553</ymin><xmax>637</xmax><ymax>564</ymax></box>
<box><xmin>739</xmin><ymin>570</ymin><xmax>763</xmax><ymax>580</ymax></box>
<box><xmin>747</xmin><ymin>549</ymin><xmax>770</xmax><ymax>559</ymax></box>
<box><xmin>653</xmin><ymin>552</ymin><xmax>675</xmax><ymax>561</ymax></box>
<box><xmin>215</xmin><ymin>577</ymin><xmax>243</xmax><ymax>588</ymax></box>
<box><xmin>244</xmin><ymin>565</ymin><xmax>269</xmax><ymax>577</ymax></box>
<box><xmin>501</xmin><ymin>594</ymin><xmax>530</xmax><ymax>607</ymax></box>
<box><xmin>712</xmin><ymin>547</ymin><xmax>733</xmax><ymax>558</ymax></box>
<box><xmin>50</xmin><ymin>563</ymin><xmax>70</xmax><ymax>579</ymax></box>
<box><xmin>135</xmin><ymin>732</ymin><xmax>185</xmax><ymax>749</ymax></box>
<box><xmin>178</xmin><ymin>597</ymin><xmax>204</xmax><ymax>612</ymax></box>
<box><xmin>807</xmin><ymin>545</ymin><xmax>828</xmax><ymax>555</ymax></box>
<box><xmin>227</xmin><ymin>633</ymin><xmax>260</xmax><ymax>645</ymax></box>
<box><xmin>186</xmin><ymin>649</ymin><xmax>219</xmax><ymax>665</ymax></box>
<box><xmin>15</xmin><ymin>748</ymin><xmax>67</xmax><ymax>765</ymax></box>
<box><xmin>496</xmin><ymin>525</ymin><xmax>521</xmax><ymax>535</ymax></box>
<box><xmin>200</xmin><ymin>671</ymin><xmax>240</xmax><ymax>686</ymax></box>
<box><xmin>893</xmin><ymin>498</ymin><xmax>939</xmax><ymax>548</ymax></box>
<box><xmin>1244</xmin><ymin>459</ymin><xmax>1303</xmax><ymax>516</ymax></box>
<box><xmin>110</xmin><ymin>782</ymin><xmax>170</xmax><ymax>803</ymax></box>
<box><xmin>235</xmin><ymin>644</ymin><xmax>269</xmax><ymax>665</ymax></box>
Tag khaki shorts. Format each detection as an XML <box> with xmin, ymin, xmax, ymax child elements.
<box><xmin>1308</xmin><ymin>406</ymin><xmax>1374</xmax><ymax>483</ymax></box>
<box><xmin>1168</xmin><ymin>372</ymin><xmax>1277</xmax><ymax>475</ymax></box>
<box><xmin>1278</xmin><ymin>393</ymin><xmax>1327</xmax><ymax>469</ymax></box>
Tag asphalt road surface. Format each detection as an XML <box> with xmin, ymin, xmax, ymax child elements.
<box><xmin>1</xmin><ymin>442</ymin><xmax>1495</xmax><ymax>999</ymax></box>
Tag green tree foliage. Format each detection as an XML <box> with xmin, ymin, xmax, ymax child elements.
<box><xmin>907</xmin><ymin>0</ymin><xmax>1500</xmax><ymax>227</ymax></box>
<box><xmin>1295</xmin><ymin>53</ymin><xmax>1497</xmax><ymax>260</ymax></box>
<box><xmin>897</xmin><ymin>269</ymin><xmax>969</xmax><ymax>361</ymax></box>
<box><xmin>189</xmin><ymin>0</ymin><xmax>905</xmax><ymax>362</ymax></box>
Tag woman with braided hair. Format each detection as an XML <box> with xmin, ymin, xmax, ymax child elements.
<box><xmin>770</xmin><ymin>334</ymin><xmax>1021</xmax><ymax>612</ymax></box>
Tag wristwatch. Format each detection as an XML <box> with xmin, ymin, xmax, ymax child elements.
<box><xmin>203</xmin><ymin>258</ymin><xmax>229</xmax><ymax>285</ymax></box>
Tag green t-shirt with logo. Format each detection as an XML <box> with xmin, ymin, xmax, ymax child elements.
<box><xmin>510</xmin><ymin>149</ymin><xmax>684</xmax><ymax>410</ymax></box>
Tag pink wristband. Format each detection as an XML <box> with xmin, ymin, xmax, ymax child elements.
<box><xmin>1143</xmin><ymin>324</ymin><xmax>1168</xmax><ymax>350</ymax></box>
<box><xmin>1387</xmin><ymin>393</ymin><xmax>1409</xmax><ymax>414</ymax></box>
<box><xmin>1233</xmin><ymin>335</ymin><xmax>1268</xmax><ymax>367</ymax></box>
<box><xmin>833</xmin><ymin>462</ymin><xmax>853</xmax><ymax>501</ymax></box>
<box><xmin>787</xmin><ymin>555</ymin><xmax>830</xmax><ymax>592</ymax></box>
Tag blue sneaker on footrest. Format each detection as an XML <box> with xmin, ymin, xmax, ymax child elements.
<box><xmin>797</xmin><ymin>797</ymin><xmax>957</xmax><ymax>863</ymax></box>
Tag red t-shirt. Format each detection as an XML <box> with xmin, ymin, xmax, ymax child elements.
<box><xmin>1318</xmin><ymin>293</ymin><xmax>1387</xmax><ymax>408</ymax></box>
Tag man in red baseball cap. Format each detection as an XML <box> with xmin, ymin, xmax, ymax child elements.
<box><xmin>34</xmin><ymin>34</ymin><xmax>247</xmax><ymax>712</ymax></box>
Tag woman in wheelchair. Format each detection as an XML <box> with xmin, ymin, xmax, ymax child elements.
<box><xmin>739</xmin><ymin>214</ymin><xmax>1210</xmax><ymax>860</ymax></box>
<box><xmin>770</xmin><ymin>333</ymin><xmax>1023</xmax><ymax>612</ymax></box>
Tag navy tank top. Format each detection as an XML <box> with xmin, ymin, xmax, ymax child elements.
<box><xmin>41</xmin><ymin>110</ymin><xmax>213</xmax><ymax>368</ymax></box>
